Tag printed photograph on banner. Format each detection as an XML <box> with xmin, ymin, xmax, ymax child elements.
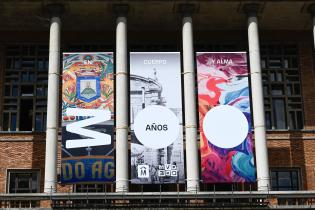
<box><xmin>197</xmin><ymin>52</ymin><xmax>256</xmax><ymax>183</ymax></box>
<box><xmin>61</xmin><ymin>53</ymin><xmax>115</xmax><ymax>183</ymax></box>
<box><xmin>130</xmin><ymin>52</ymin><xmax>185</xmax><ymax>184</ymax></box>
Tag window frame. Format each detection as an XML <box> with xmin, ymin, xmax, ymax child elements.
<box><xmin>270</xmin><ymin>167</ymin><xmax>301</xmax><ymax>191</ymax></box>
<box><xmin>261</xmin><ymin>44</ymin><xmax>304</xmax><ymax>131</ymax></box>
<box><xmin>7</xmin><ymin>169</ymin><xmax>41</xmax><ymax>194</ymax></box>
<box><xmin>2</xmin><ymin>44</ymin><xmax>48</xmax><ymax>132</ymax></box>
<box><xmin>73</xmin><ymin>183</ymin><xmax>114</xmax><ymax>193</ymax></box>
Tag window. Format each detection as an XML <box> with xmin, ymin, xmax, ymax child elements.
<box><xmin>130</xmin><ymin>44</ymin><xmax>178</xmax><ymax>52</ymax></box>
<box><xmin>7</xmin><ymin>170</ymin><xmax>40</xmax><ymax>193</ymax></box>
<box><xmin>66</xmin><ymin>44</ymin><xmax>113</xmax><ymax>53</ymax></box>
<box><xmin>74</xmin><ymin>184</ymin><xmax>112</xmax><ymax>192</ymax></box>
<box><xmin>2</xmin><ymin>44</ymin><xmax>48</xmax><ymax>131</ymax></box>
<box><xmin>271</xmin><ymin>168</ymin><xmax>300</xmax><ymax>191</ymax></box>
<box><xmin>195</xmin><ymin>43</ymin><xmax>238</xmax><ymax>52</ymax></box>
<box><xmin>261</xmin><ymin>44</ymin><xmax>303</xmax><ymax>130</ymax></box>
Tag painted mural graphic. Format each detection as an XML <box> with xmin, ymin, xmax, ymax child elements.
<box><xmin>197</xmin><ymin>52</ymin><xmax>256</xmax><ymax>183</ymax></box>
<box><xmin>61</xmin><ymin>53</ymin><xmax>114</xmax><ymax>183</ymax></box>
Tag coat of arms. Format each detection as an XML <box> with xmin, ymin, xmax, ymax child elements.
<box><xmin>76</xmin><ymin>55</ymin><xmax>101</xmax><ymax>103</ymax></box>
<box><xmin>77</xmin><ymin>76</ymin><xmax>100</xmax><ymax>102</ymax></box>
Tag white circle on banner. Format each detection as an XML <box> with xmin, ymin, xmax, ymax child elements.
<box><xmin>203</xmin><ymin>105</ymin><xmax>248</xmax><ymax>149</ymax></box>
<box><xmin>134</xmin><ymin>105</ymin><xmax>180</xmax><ymax>149</ymax></box>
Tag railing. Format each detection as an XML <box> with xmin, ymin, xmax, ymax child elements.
<box><xmin>0</xmin><ymin>191</ymin><xmax>315</xmax><ymax>209</ymax></box>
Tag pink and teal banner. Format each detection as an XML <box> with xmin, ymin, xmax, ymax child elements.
<box><xmin>197</xmin><ymin>52</ymin><xmax>256</xmax><ymax>183</ymax></box>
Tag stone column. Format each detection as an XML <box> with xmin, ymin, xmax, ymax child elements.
<box><xmin>243</xmin><ymin>4</ymin><xmax>270</xmax><ymax>191</ymax></box>
<box><xmin>180</xmin><ymin>4</ymin><xmax>200</xmax><ymax>192</ymax></box>
<box><xmin>44</xmin><ymin>4</ymin><xmax>63</xmax><ymax>193</ymax></box>
<box><xmin>308</xmin><ymin>4</ymin><xmax>315</xmax><ymax>50</ymax></box>
<box><xmin>114</xmin><ymin>4</ymin><xmax>129</xmax><ymax>193</ymax></box>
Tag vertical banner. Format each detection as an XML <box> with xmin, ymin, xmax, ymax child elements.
<box><xmin>197</xmin><ymin>52</ymin><xmax>256</xmax><ymax>183</ymax></box>
<box><xmin>130</xmin><ymin>52</ymin><xmax>185</xmax><ymax>184</ymax></box>
<box><xmin>61</xmin><ymin>53</ymin><xmax>115</xmax><ymax>183</ymax></box>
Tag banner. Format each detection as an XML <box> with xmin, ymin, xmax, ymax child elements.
<box><xmin>61</xmin><ymin>53</ymin><xmax>114</xmax><ymax>183</ymax></box>
<box><xmin>197</xmin><ymin>52</ymin><xmax>255</xmax><ymax>183</ymax></box>
<box><xmin>130</xmin><ymin>52</ymin><xmax>185</xmax><ymax>184</ymax></box>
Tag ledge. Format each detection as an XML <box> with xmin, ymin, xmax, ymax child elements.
<box><xmin>1</xmin><ymin>191</ymin><xmax>315</xmax><ymax>209</ymax></box>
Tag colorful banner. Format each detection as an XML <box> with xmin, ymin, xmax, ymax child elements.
<box><xmin>197</xmin><ymin>52</ymin><xmax>255</xmax><ymax>183</ymax></box>
<box><xmin>61</xmin><ymin>53</ymin><xmax>114</xmax><ymax>183</ymax></box>
<box><xmin>130</xmin><ymin>52</ymin><xmax>185</xmax><ymax>184</ymax></box>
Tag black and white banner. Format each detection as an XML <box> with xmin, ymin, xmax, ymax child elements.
<box><xmin>130</xmin><ymin>52</ymin><xmax>185</xmax><ymax>184</ymax></box>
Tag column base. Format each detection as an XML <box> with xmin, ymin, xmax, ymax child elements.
<box><xmin>115</xmin><ymin>179</ymin><xmax>129</xmax><ymax>192</ymax></box>
<box><xmin>186</xmin><ymin>179</ymin><xmax>200</xmax><ymax>192</ymax></box>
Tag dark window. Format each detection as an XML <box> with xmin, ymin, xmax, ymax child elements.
<box><xmin>195</xmin><ymin>44</ymin><xmax>237</xmax><ymax>52</ymax></box>
<box><xmin>19</xmin><ymin>99</ymin><xmax>33</xmax><ymax>131</ymax></box>
<box><xmin>271</xmin><ymin>168</ymin><xmax>300</xmax><ymax>191</ymax></box>
<box><xmin>2</xmin><ymin>44</ymin><xmax>48</xmax><ymax>131</ymax></box>
<box><xmin>74</xmin><ymin>184</ymin><xmax>112</xmax><ymax>193</ymax></box>
<box><xmin>66</xmin><ymin>44</ymin><xmax>113</xmax><ymax>53</ymax></box>
<box><xmin>8</xmin><ymin>170</ymin><xmax>40</xmax><ymax>193</ymax></box>
<box><xmin>261</xmin><ymin>44</ymin><xmax>303</xmax><ymax>130</ymax></box>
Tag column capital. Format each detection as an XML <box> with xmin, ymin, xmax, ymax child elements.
<box><xmin>308</xmin><ymin>4</ymin><xmax>315</xmax><ymax>17</ymax></box>
<box><xmin>44</xmin><ymin>3</ymin><xmax>65</xmax><ymax>18</ymax></box>
<box><xmin>179</xmin><ymin>4</ymin><xmax>196</xmax><ymax>17</ymax></box>
<box><xmin>113</xmin><ymin>4</ymin><xmax>129</xmax><ymax>17</ymax></box>
<box><xmin>242</xmin><ymin>3</ymin><xmax>262</xmax><ymax>17</ymax></box>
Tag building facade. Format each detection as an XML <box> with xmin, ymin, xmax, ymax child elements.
<box><xmin>1</xmin><ymin>0</ymin><xmax>315</xmax><ymax>208</ymax></box>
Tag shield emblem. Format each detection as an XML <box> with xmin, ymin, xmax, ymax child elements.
<box><xmin>77</xmin><ymin>76</ymin><xmax>101</xmax><ymax>102</ymax></box>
